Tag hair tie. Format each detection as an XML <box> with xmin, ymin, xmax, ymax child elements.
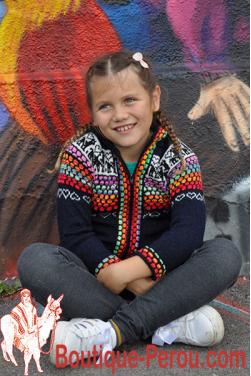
<box><xmin>132</xmin><ymin>52</ymin><xmax>149</xmax><ymax>69</ymax></box>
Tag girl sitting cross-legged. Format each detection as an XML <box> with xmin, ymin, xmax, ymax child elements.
<box><xmin>17</xmin><ymin>50</ymin><xmax>242</xmax><ymax>365</ymax></box>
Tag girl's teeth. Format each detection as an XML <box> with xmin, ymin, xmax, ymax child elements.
<box><xmin>116</xmin><ymin>124</ymin><xmax>134</xmax><ymax>132</ymax></box>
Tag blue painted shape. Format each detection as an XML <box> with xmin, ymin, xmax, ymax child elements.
<box><xmin>0</xmin><ymin>3</ymin><xmax>10</xmax><ymax>130</ymax></box>
<box><xmin>0</xmin><ymin>1</ymin><xmax>7</xmax><ymax>22</ymax></box>
<box><xmin>97</xmin><ymin>0</ymin><xmax>183</xmax><ymax>66</ymax></box>
<box><xmin>0</xmin><ymin>102</ymin><xmax>10</xmax><ymax>129</ymax></box>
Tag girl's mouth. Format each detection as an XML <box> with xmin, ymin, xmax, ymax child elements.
<box><xmin>114</xmin><ymin>123</ymin><xmax>136</xmax><ymax>133</ymax></box>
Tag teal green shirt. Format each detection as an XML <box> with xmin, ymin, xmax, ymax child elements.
<box><xmin>125</xmin><ymin>161</ymin><xmax>137</xmax><ymax>177</ymax></box>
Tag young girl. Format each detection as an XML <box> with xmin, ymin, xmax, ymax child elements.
<box><xmin>17</xmin><ymin>50</ymin><xmax>241</xmax><ymax>365</ymax></box>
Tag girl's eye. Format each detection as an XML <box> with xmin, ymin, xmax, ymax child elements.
<box><xmin>125</xmin><ymin>97</ymin><xmax>136</xmax><ymax>104</ymax></box>
<box><xmin>99</xmin><ymin>104</ymin><xmax>111</xmax><ymax>111</ymax></box>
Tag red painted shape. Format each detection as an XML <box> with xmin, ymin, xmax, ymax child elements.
<box><xmin>235</xmin><ymin>276</ymin><xmax>249</xmax><ymax>286</ymax></box>
<box><xmin>216</xmin><ymin>308</ymin><xmax>249</xmax><ymax>324</ymax></box>
<box><xmin>217</xmin><ymin>295</ymin><xmax>249</xmax><ymax>314</ymax></box>
<box><xmin>234</xmin><ymin>17</ymin><xmax>250</xmax><ymax>43</ymax></box>
<box><xmin>17</xmin><ymin>0</ymin><xmax>121</xmax><ymax>144</ymax></box>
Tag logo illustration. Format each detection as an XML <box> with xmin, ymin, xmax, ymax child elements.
<box><xmin>0</xmin><ymin>289</ymin><xmax>63</xmax><ymax>375</ymax></box>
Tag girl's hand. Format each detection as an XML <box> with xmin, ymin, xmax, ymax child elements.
<box><xmin>97</xmin><ymin>256</ymin><xmax>152</xmax><ymax>294</ymax></box>
<box><xmin>127</xmin><ymin>278</ymin><xmax>158</xmax><ymax>296</ymax></box>
<box><xmin>97</xmin><ymin>263</ymin><xmax>128</xmax><ymax>294</ymax></box>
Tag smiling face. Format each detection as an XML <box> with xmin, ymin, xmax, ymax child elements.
<box><xmin>90</xmin><ymin>66</ymin><xmax>160</xmax><ymax>162</ymax></box>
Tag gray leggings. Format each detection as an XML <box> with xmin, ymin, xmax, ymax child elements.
<box><xmin>17</xmin><ymin>238</ymin><xmax>241</xmax><ymax>344</ymax></box>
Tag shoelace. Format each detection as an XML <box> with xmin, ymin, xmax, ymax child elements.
<box><xmin>152</xmin><ymin>322</ymin><xmax>178</xmax><ymax>345</ymax></box>
<box><xmin>71</xmin><ymin>320</ymin><xmax>113</xmax><ymax>362</ymax></box>
<box><xmin>152</xmin><ymin>312</ymin><xmax>197</xmax><ymax>346</ymax></box>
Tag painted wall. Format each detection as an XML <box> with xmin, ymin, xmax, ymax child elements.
<box><xmin>0</xmin><ymin>0</ymin><xmax>249</xmax><ymax>278</ymax></box>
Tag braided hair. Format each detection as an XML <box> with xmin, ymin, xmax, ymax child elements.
<box><xmin>156</xmin><ymin>110</ymin><xmax>186</xmax><ymax>173</ymax></box>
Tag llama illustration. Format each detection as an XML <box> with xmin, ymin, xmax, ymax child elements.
<box><xmin>1</xmin><ymin>289</ymin><xmax>63</xmax><ymax>375</ymax></box>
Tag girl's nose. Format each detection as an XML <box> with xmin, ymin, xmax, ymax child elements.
<box><xmin>112</xmin><ymin>105</ymin><xmax>128</xmax><ymax>122</ymax></box>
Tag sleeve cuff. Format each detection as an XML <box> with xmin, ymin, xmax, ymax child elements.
<box><xmin>95</xmin><ymin>255</ymin><xmax>121</xmax><ymax>276</ymax></box>
<box><xmin>134</xmin><ymin>246</ymin><xmax>166</xmax><ymax>281</ymax></box>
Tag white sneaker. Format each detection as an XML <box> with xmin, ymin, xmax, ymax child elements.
<box><xmin>50</xmin><ymin>318</ymin><xmax>117</xmax><ymax>366</ymax></box>
<box><xmin>152</xmin><ymin>305</ymin><xmax>224</xmax><ymax>347</ymax></box>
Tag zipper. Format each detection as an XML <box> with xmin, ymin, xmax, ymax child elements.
<box><xmin>92</xmin><ymin>123</ymin><xmax>165</xmax><ymax>257</ymax></box>
<box><xmin>115</xmin><ymin>157</ymin><xmax>133</xmax><ymax>258</ymax></box>
<box><xmin>116</xmin><ymin>132</ymin><xmax>156</xmax><ymax>258</ymax></box>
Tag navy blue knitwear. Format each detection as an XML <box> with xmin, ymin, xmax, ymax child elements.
<box><xmin>57</xmin><ymin>122</ymin><xmax>206</xmax><ymax>280</ymax></box>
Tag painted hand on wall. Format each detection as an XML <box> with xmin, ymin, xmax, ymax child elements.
<box><xmin>188</xmin><ymin>76</ymin><xmax>250</xmax><ymax>152</ymax></box>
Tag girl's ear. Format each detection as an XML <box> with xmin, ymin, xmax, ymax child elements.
<box><xmin>151</xmin><ymin>85</ymin><xmax>161</xmax><ymax>112</ymax></box>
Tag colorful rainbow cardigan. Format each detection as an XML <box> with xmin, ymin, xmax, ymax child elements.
<box><xmin>57</xmin><ymin>123</ymin><xmax>205</xmax><ymax>280</ymax></box>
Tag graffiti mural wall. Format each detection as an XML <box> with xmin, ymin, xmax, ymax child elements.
<box><xmin>0</xmin><ymin>0</ymin><xmax>249</xmax><ymax>277</ymax></box>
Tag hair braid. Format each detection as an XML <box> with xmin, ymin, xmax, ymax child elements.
<box><xmin>48</xmin><ymin>125</ymin><xmax>90</xmax><ymax>173</ymax></box>
<box><xmin>156</xmin><ymin>110</ymin><xmax>186</xmax><ymax>174</ymax></box>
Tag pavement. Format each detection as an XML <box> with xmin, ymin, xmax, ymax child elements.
<box><xmin>0</xmin><ymin>276</ymin><xmax>249</xmax><ymax>376</ymax></box>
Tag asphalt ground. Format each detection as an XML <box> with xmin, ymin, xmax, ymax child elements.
<box><xmin>0</xmin><ymin>277</ymin><xmax>249</xmax><ymax>376</ymax></box>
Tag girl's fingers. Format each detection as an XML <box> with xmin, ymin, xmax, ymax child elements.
<box><xmin>228</xmin><ymin>94</ymin><xmax>250</xmax><ymax>145</ymax></box>
<box><xmin>212</xmin><ymin>97</ymin><xmax>239</xmax><ymax>152</ymax></box>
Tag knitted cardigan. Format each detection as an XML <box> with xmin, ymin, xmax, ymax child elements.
<box><xmin>57</xmin><ymin>122</ymin><xmax>206</xmax><ymax>280</ymax></box>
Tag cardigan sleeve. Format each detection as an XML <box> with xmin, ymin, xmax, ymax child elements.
<box><xmin>134</xmin><ymin>143</ymin><xmax>206</xmax><ymax>280</ymax></box>
<box><xmin>57</xmin><ymin>142</ymin><xmax>120</xmax><ymax>275</ymax></box>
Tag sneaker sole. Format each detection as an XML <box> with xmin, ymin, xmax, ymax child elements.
<box><xmin>199</xmin><ymin>305</ymin><xmax>225</xmax><ymax>346</ymax></box>
<box><xmin>50</xmin><ymin>318</ymin><xmax>114</xmax><ymax>366</ymax></box>
<box><xmin>175</xmin><ymin>305</ymin><xmax>225</xmax><ymax>347</ymax></box>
